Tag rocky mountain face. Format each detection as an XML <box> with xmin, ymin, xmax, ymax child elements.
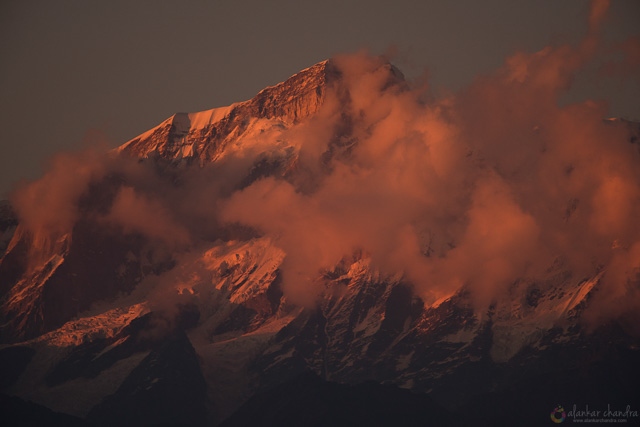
<box><xmin>118</xmin><ymin>60</ymin><xmax>335</xmax><ymax>162</ymax></box>
<box><xmin>0</xmin><ymin>59</ymin><xmax>638</xmax><ymax>426</ymax></box>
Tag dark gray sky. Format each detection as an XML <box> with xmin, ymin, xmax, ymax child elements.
<box><xmin>1</xmin><ymin>0</ymin><xmax>638</xmax><ymax>197</ymax></box>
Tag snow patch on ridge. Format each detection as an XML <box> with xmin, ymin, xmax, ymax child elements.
<box><xmin>188</xmin><ymin>105</ymin><xmax>236</xmax><ymax>129</ymax></box>
<box><xmin>33</xmin><ymin>303</ymin><xmax>148</xmax><ymax>347</ymax></box>
<box><xmin>204</xmin><ymin>238</ymin><xmax>285</xmax><ymax>305</ymax></box>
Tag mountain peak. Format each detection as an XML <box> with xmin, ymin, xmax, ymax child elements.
<box><xmin>118</xmin><ymin>60</ymin><xmax>334</xmax><ymax>160</ymax></box>
<box><xmin>117</xmin><ymin>58</ymin><xmax>403</xmax><ymax>162</ymax></box>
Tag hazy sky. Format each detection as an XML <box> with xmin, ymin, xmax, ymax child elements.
<box><xmin>1</xmin><ymin>0</ymin><xmax>638</xmax><ymax>197</ymax></box>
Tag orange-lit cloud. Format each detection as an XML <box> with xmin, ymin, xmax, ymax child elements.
<box><xmin>7</xmin><ymin>0</ymin><xmax>640</xmax><ymax>330</ymax></box>
<box><xmin>588</xmin><ymin>0</ymin><xmax>611</xmax><ymax>35</ymax></box>
<box><xmin>106</xmin><ymin>186</ymin><xmax>191</xmax><ymax>247</ymax></box>
<box><xmin>10</xmin><ymin>149</ymin><xmax>108</xmax><ymax>254</ymax></box>
<box><xmin>600</xmin><ymin>37</ymin><xmax>640</xmax><ymax>79</ymax></box>
<box><xmin>217</xmin><ymin>1</ymin><xmax>640</xmax><ymax>324</ymax></box>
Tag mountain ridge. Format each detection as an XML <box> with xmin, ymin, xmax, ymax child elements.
<box><xmin>118</xmin><ymin>59</ymin><xmax>334</xmax><ymax>161</ymax></box>
<box><xmin>1</xmin><ymin>56</ymin><xmax>639</xmax><ymax>426</ymax></box>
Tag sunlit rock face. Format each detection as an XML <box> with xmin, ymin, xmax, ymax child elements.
<box><xmin>118</xmin><ymin>60</ymin><xmax>335</xmax><ymax>162</ymax></box>
<box><xmin>117</xmin><ymin>58</ymin><xmax>406</xmax><ymax>167</ymax></box>
<box><xmin>0</xmin><ymin>177</ymin><xmax>171</xmax><ymax>343</ymax></box>
<box><xmin>0</xmin><ymin>56</ymin><xmax>638</xmax><ymax>427</ymax></box>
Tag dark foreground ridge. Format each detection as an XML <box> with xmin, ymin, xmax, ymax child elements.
<box><xmin>0</xmin><ymin>393</ymin><xmax>90</xmax><ymax>427</ymax></box>
<box><xmin>221</xmin><ymin>372</ymin><xmax>458</xmax><ymax>427</ymax></box>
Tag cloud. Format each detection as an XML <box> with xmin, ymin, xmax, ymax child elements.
<box><xmin>217</xmin><ymin>1</ymin><xmax>640</xmax><ymax>326</ymax></box>
<box><xmin>9</xmin><ymin>148</ymin><xmax>108</xmax><ymax>254</ymax></box>
<box><xmin>588</xmin><ymin>0</ymin><xmax>611</xmax><ymax>35</ymax></box>
<box><xmin>7</xmin><ymin>0</ymin><xmax>640</xmax><ymax>331</ymax></box>
<box><xmin>600</xmin><ymin>37</ymin><xmax>640</xmax><ymax>80</ymax></box>
<box><xmin>105</xmin><ymin>185</ymin><xmax>191</xmax><ymax>248</ymax></box>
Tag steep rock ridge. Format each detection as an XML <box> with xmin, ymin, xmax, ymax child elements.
<box><xmin>0</xmin><ymin>218</ymin><xmax>157</xmax><ymax>342</ymax></box>
<box><xmin>0</xmin><ymin>227</ymin><xmax>70</xmax><ymax>341</ymax></box>
<box><xmin>118</xmin><ymin>60</ymin><xmax>335</xmax><ymax>162</ymax></box>
<box><xmin>3</xmin><ymin>234</ymin><xmax>621</xmax><ymax>423</ymax></box>
<box><xmin>248</xmin><ymin>251</ymin><xmax>611</xmax><ymax>399</ymax></box>
<box><xmin>117</xmin><ymin>59</ymin><xmax>406</xmax><ymax>168</ymax></box>
<box><xmin>0</xmin><ymin>237</ymin><xmax>290</xmax><ymax>422</ymax></box>
<box><xmin>0</xmin><ymin>179</ymin><xmax>175</xmax><ymax>343</ymax></box>
<box><xmin>2</xmin><ymin>242</ymin><xmax>616</xmax><ymax>422</ymax></box>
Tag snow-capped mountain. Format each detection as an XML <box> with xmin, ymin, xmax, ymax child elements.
<box><xmin>1</xmin><ymin>58</ymin><xmax>638</xmax><ymax>427</ymax></box>
<box><xmin>118</xmin><ymin>60</ymin><xmax>334</xmax><ymax>162</ymax></box>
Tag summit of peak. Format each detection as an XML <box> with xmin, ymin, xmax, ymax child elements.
<box><xmin>118</xmin><ymin>60</ymin><xmax>336</xmax><ymax>159</ymax></box>
<box><xmin>118</xmin><ymin>57</ymin><xmax>405</xmax><ymax>161</ymax></box>
<box><xmin>257</xmin><ymin>59</ymin><xmax>332</xmax><ymax>95</ymax></box>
